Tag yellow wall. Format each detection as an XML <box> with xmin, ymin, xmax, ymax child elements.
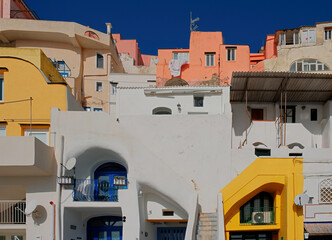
<box><xmin>0</xmin><ymin>47</ymin><xmax>66</xmax><ymax>84</ymax></box>
<box><xmin>220</xmin><ymin>157</ymin><xmax>303</xmax><ymax>240</ymax></box>
<box><xmin>0</xmin><ymin>50</ymin><xmax>69</xmax><ymax>136</ymax></box>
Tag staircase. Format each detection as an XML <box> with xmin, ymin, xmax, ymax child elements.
<box><xmin>196</xmin><ymin>212</ymin><xmax>218</xmax><ymax>240</ymax></box>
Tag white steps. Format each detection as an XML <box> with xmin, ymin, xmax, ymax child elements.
<box><xmin>196</xmin><ymin>212</ymin><xmax>217</xmax><ymax>240</ymax></box>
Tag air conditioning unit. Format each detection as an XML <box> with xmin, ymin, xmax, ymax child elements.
<box><xmin>252</xmin><ymin>211</ymin><xmax>272</xmax><ymax>224</ymax></box>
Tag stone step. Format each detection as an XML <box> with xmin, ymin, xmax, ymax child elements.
<box><xmin>198</xmin><ymin>221</ymin><xmax>217</xmax><ymax>226</ymax></box>
<box><xmin>198</xmin><ymin>225</ymin><xmax>218</xmax><ymax>231</ymax></box>
<box><xmin>196</xmin><ymin>231</ymin><xmax>217</xmax><ymax>240</ymax></box>
<box><xmin>199</xmin><ymin>212</ymin><xmax>217</xmax><ymax>218</ymax></box>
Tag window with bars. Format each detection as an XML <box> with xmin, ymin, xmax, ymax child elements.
<box><xmin>205</xmin><ymin>52</ymin><xmax>215</xmax><ymax>66</ymax></box>
<box><xmin>172</xmin><ymin>52</ymin><xmax>189</xmax><ymax>62</ymax></box>
<box><xmin>226</xmin><ymin>48</ymin><xmax>236</xmax><ymax>61</ymax></box>
<box><xmin>320</xmin><ymin>178</ymin><xmax>332</xmax><ymax>203</ymax></box>
<box><xmin>325</xmin><ymin>29</ymin><xmax>332</xmax><ymax>40</ymax></box>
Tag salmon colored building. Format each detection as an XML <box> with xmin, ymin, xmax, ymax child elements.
<box><xmin>157</xmin><ymin>31</ymin><xmax>253</xmax><ymax>86</ymax></box>
<box><xmin>112</xmin><ymin>33</ymin><xmax>157</xmax><ymax>74</ymax></box>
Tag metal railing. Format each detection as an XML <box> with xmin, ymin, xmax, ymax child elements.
<box><xmin>73</xmin><ymin>179</ymin><xmax>127</xmax><ymax>202</ymax></box>
<box><xmin>240</xmin><ymin>207</ymin><xmax>276</xmax><ymax>225</ymax></box>
<box><xmin>0</xmin><ymin>200</ymin><xmax>26</xmax><ymax>224</ymax></box>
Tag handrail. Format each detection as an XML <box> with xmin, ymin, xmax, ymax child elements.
<box><xmin>0</xmin><ymin>200</ymin><xmax>26</xmax><ymax>224</ymax></box>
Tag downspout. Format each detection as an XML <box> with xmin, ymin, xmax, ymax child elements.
<box><xmin>56</xmin><ymin>135</ymin><xmax>64</xmax><ymax>240</ymax></box>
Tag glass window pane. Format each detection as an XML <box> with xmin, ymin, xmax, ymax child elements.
<box><xmin>173</xmin><ymin>53</ymin><xmax>178</xmax><ymax>60</ymax></box>
<box><xmin>290</xmin><ymin>63</ymin><xmax>296</xmax><ymax>72</ymax></box>
<box><xmin>0</xmin><ymin>126</ymin><xmax>6</xmax><ymax>136</ymax></box>
<box><xmin>111</xmin><ymin>231</ymin><xmax>120</xmax><ymax>240</ymax></box>
<box><xmin>324</xmin><ymin>64</ymin><xmax>330</xmax><ymax>71</ymax></box>
<box><xmin>30</xmin><ymin>132</ymin><xmax>47</xmax><ymax>143</ymax></box>
<box><xmin>297</xmin><ymin>62</ymin><xmax>302</xmax><ymax>71</ymax></box>
<box><xmin>318</xmin><ymin>64</ymin><xmax>323</xmax><ymax>71</ymax></box>
<box><xmin>0</xmin><ymin>236</ymin><xmax>5</xmax><ymax>240</ymax></box>
<box><xmin>310</xmin><ymin>64</ymin><xmax>316</xmax><ymax>71</ymax></box>
<box><xmin>11</xmin><ymin>236</ymin><xmax>23</xmax><ymax>240</ymax></box>
<box><xmin>98</xmin><ymin>231</ymin><xmax>107</xmax><ymax>240</ymax></box>
<box><xmin>0</xmin><ymin>78</ymin><xmax>3</xmax><ymax>101</ymax></box>
<box><xmin>303</xmin><ymin>64</ymin><xmax>309</xmax><ymax>71</ymax></box>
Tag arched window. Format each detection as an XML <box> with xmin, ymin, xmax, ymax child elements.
<box><xmin>240</xmin><ymin>192</ymin><xmax>274</xmax><ymax>225</ymax></box>
<box><xmin>94</xmin><ymin>162</ymin><xmax>127</xmax><ymax>201</ymax></box>
<box><xmin>320</xmin><ymin>178</ymin><xmax>332</xmax><ymax>203</ymax></box>
<box><xmin>290</xmin><ymin>59</ymin><xmax>330</xmax><ymax>72</ymax></box>
<box><xmin>152</xmin><ymin>107</ymin><xmax>172</xmax><ymax>115</ymax></box>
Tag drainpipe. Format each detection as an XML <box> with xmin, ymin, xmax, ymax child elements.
<box><xmin>56</xmin><ymin>135</ymin><xmax>64</xmax><ymax>240</ymax></box>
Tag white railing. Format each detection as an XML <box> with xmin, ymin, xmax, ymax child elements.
<box><xmin>0</xmin><ymin>200</ymin><xmax>26</xmax><ymax>224</ymax></box>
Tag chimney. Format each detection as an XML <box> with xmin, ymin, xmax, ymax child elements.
<box><xmin>106</xmin><ymin>23</ymin><xmax>112</xmax><ymax>35</ymax></box>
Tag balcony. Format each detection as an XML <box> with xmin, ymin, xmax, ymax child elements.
<box><xmin>0</xmin><ymin>201</ymin><xmax>26</xmax><ymax>224</ymax></box>
<box><xmin>0</xmin><ymin>137</ymin><xmax>55</xmax><ymax>176</ymax></box>
<box><xmin>240</xmin><ymin>207</ymin><xmax>277</xmax><ymax>225</ymax></box>
<box><xmin>73</xmin><ymin>179</ymin><xmax>127</xmax><ymax>202</ymax></box>
<box><xmin>50</xmin><ymin>59</ymin><xmax>71</xmax><ymax>78</ymax></box>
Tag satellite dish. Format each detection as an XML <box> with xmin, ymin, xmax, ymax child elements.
<box><xmin>294</xmin><ymin>193</ymin><xmax>309</xmax><ymax>206</ymax></box>
<box><xmin>25</xmin><ymin>200</ymin><xmax>37</xmax><ymax>215</ymax></box>
<box><xmin>65</xmin><ymin>158</ymin><xmax>76</xmax><ymax>170</ymax></box>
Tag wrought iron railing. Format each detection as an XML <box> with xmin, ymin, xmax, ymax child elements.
<box><xmin>0</xmin><ymin>200</ymin><xmax>26</xmax><ymax>224</ymax></box>
<box><xmin>73</xmin><ymin>179</ymin><xmax>127</xmax><ymax>202</ymax></box>
<box><xmin>240</xmin><ymin>207</ymin><xmax>276</xmax><ymax>225</ymax></box>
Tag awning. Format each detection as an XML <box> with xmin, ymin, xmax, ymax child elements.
<box><xmin>304</xmin><ymin>222</ymin><xmax>332</xmax><ymax>235</ymax></box>
<box><xmin>231</xmin><ymin>71</ymin><xmax>332</xmax><ymax>102</ymax></box>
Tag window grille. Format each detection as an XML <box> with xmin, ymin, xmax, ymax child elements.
<box><xmin>320</xmin><ymin>178</ymin><xmax>332</xmax><ymax>203</ymax></box>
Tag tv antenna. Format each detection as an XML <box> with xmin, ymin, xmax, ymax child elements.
<box><xmin>190</xmin><ymin>12</ymin><xmax>199</xmax><ymax>32</ymax></box>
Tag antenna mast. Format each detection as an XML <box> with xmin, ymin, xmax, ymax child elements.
<box><xmin>190</xmin><ymin>12</ymin><xmax>199</xmax><ymax>32</ymax></box>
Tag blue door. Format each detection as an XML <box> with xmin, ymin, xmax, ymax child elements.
<box><xmin>87</xmin><ymin>216</ymin><xmax>123</xmax><ymax>240</ymax></box>
<box><xmin>157</xmin><ymin>227</ymin><xmax>186</xmax><ymax>240</ymax></box>
<box><xmin>94</xmin><ymin>163</ymin><xmax>127</xmax><ymax>201</ymax></box>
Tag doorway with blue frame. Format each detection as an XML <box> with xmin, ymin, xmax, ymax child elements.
<box><xmin>94</xmin><ymin>162</ymin><xmax>127</xmax><ymax>201</ymax></box>
<box><xmin>87</xmin><ymin>216</ymin><xmax>123</xmax><ymax>240</ymax></box>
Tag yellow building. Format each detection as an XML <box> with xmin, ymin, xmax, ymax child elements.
<box><xmin>0</xmin><ymin>47</ymin><xmax>82</xmax><ymax>143</ymax></box>
<box><xmin>220</xmin><ymin>157</ymin><xmax>304</xmax><ymax>240</ymax></box>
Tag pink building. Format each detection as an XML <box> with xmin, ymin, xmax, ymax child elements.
<box><xmin>112</xmin><ymin>33</ymin><xmax>153</xmax><ymax>66</ymax></box>
<box><xmin>0</xmin><ymin>0</ymin><xmax>38</xmax><ymax>19</ymax></box>
<box><xmin>157</xmin><ymin>31</ymin><xmax>253</xmax><ymax>86</ymax></box>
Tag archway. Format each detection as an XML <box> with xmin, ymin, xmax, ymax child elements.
<box><xmin>87</xmin><ymin>216</ymin><xmax>123</xmax><ymax>240</ymax></box>
<box><xmin>94</xmin><ymin>162</ymin><xmax>127</xmax><ymax>201</ymax></box>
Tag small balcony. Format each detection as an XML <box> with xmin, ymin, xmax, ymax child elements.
<box><xmin>240</xmin><ymin>207</ymin><xmax>277</xmax><ymax>225</ymax></box>
<box><xmin>0</xmin><ymin>200</ymin><xmax>26</xmax><ymax>224</ymax></box>
<box><xmin>73</xmin><ymin>179</ymin><xmax>127</xmax><ymax>202</ymax></box>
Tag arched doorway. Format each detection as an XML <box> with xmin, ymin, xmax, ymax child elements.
<box><xmin>87</xmin><ymin>216</ymin><xmax>123</xmax><ymax>240</ymax></box>
<box><xmin>94</xmin><ymin>163</ymin><xmax>127</xmax><ymax>201</ymax></box>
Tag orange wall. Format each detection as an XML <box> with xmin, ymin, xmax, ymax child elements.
<box><xmin>156</xmin><ymin>31</ymin><xmax>251</xmax><ymax>86</ymax></box>
<box><xmin>264</xmin><ymin>35</ymin><xmax>277</xmax><ymax>59</ymax></box>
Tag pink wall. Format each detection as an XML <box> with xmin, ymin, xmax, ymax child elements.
<box><xmin>113</xmin><ymin>33</ymin><xmax>152</xmax><ymax>66</ymax></box>
<box><xmin>156</xmin><ymin>31</ymin><xmax>251</xmax><ymax>86</ymax></box>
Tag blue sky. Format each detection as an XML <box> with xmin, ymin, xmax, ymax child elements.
<box><xmin>26</xmin><ymin>0</ymin><xmax>332</xmax><ymax>56</ymax></box>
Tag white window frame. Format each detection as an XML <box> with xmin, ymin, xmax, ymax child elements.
<box><xmin>24</xmin><ymin>129</ymin><xmax>49</xmax><ymax>145</ymax></box>
<box><xmin>111</xmin><ymin>83</ymin><xmax>117</xmax><ymax>95</ymax></box>
<box><xmin>205</xmin><ymin>53</ymin><xmax>215</xmax><ymax>66</ymax></box>
<box><xmin>0</xmin><ymin>74</ymin><xmax>3</xmax><ymax>102</ymax></box>
<box><xmin>301</xmin><ymin>29</ymin><xmax>316</xmax><ymax>44</ymax></box>
<box><xmin>226</xmin><ymin>48</ymin><xmax>236</xmax><ymax>61</ymax></box>
<box><xmin>0</xmin><ymin>125</ymin><xmax>6</xmax><ymax>136</ymax></box>
<box><xmin>172</xmin><ymin>52</ymin><xmax>189</xmax><ymax>62</ymax></box>
<box><xmin>325</xmin><ymin>29</ymin><xmax>332</xmax><ymax>40</ymax></box>
<box><xmin>96</xmin><ymin>81</ymin><xmax>103</xmax><ymax>92</ymax></box>
<box><xmin>279</xmin><ymin>32</ymin><xmax>286</xmax><ymax>45</ymax></box>
<box><xmin>96</xmin><ymin>53</ymin><xmax>104</xmax><ymax>69</ymax></box>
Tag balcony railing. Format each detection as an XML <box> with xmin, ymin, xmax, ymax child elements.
<box><xmin>240</xmin><ymin>207</ymin><xmax>276</xmax><ymax>225</ymax></box>
<box><xmin>73</xmin><ymin>179</ymin><xmax>127</xmax><ymax>202</ymax></box>
<box><xmin>0</xmin><ymin>200</ymin><xmax>26</xmax><ymax>224</ymax></box>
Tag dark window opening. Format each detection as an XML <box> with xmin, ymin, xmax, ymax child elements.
<box><xmin>153</xmin><ymin>107</ymin><xmax>172</xmax><ymax>115</ymax></box>
<box><xmin>255</xmin><ymin>148</ymin><xmax>271</xmax><ymax>157</ymax></box>
<box><xmin>311</xmin><ymin>109</ymin><xmax>318</xmax><ymax>121</ymax></box>
<box><xmin>162</xmin><ymin>209</ymin><xmax>174</xmax><ymax>216</ymax></box>
<box><xmin>194</xmin><ymin>96</ymin><xmax>204</xmax><ymax>107</ymax></box>
<box><xmin>251</xmin><ymin>109</ymin><xmax>264</xmax><ymax>120</ymax></box>
<box><xmin>289</xmin><ymin>153</ymin><xmax>302</xmax><ymax>156</ymax></box>
<box><xmin>281</xmin><ymin>106</ymin><xmax>296</xmax><ymax>123</ymax></box>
